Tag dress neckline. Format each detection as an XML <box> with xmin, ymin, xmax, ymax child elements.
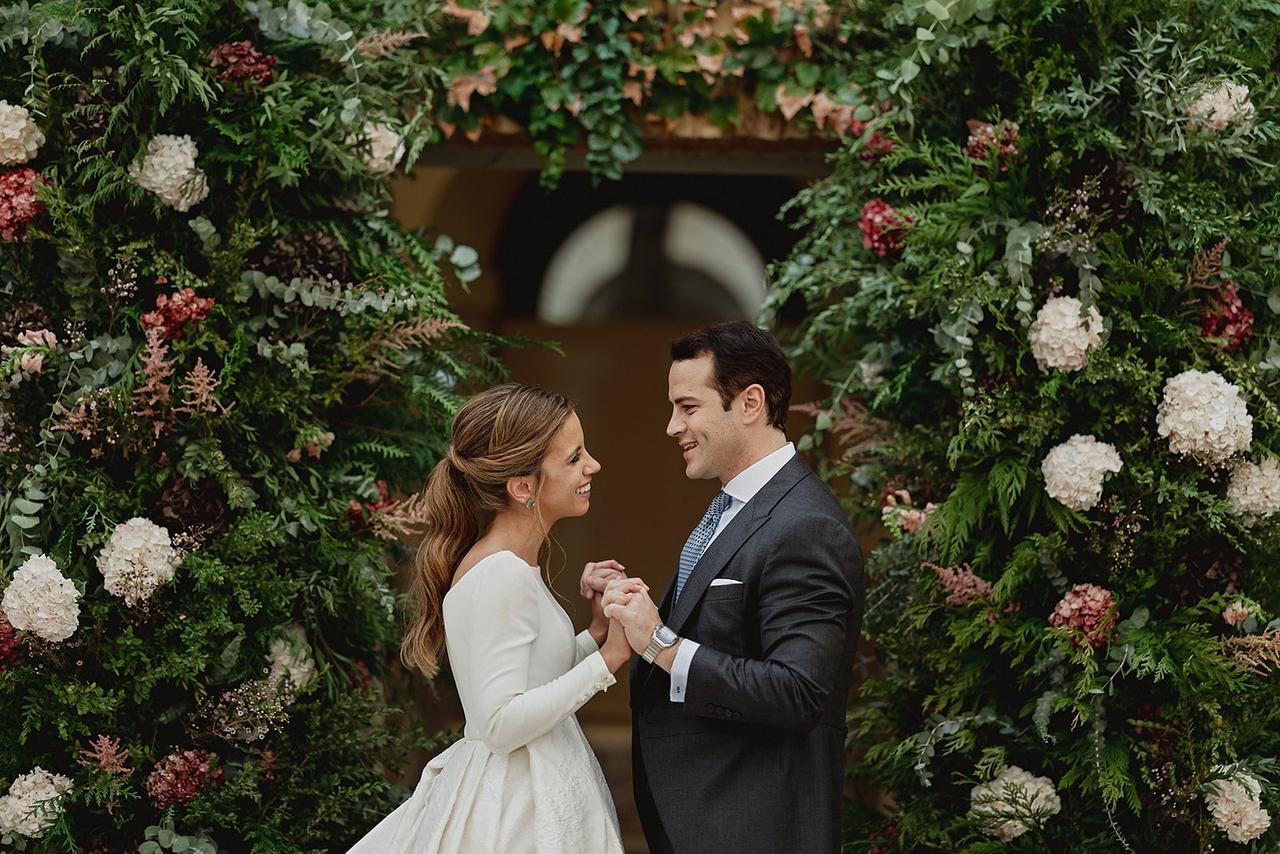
<box><xmin>445</xmin><ymin>549</ymin><xmax>538</xmax><ymax>600</ymax></box>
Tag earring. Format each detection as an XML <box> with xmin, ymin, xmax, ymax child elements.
<box><xmin>526</xmin><ymin>498</ymin><xmax>536</xmax><ymax>508</ymax></box>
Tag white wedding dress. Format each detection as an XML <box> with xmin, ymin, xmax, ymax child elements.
<box><xmin>348</xmin><ymin>550</ymin><xmax>624</xmax><ymax>854</ymax></box>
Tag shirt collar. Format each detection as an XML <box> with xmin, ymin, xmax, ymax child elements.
<box><xmin>722</xmin><ymin>442</ymin><xmax>796</xmax><ymax>506</ymax></box>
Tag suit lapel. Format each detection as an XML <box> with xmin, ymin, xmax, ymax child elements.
<box><xmin>665</xmin><ymin>454</ymin><xmax>811</xmax><ymax>636</ymax></box>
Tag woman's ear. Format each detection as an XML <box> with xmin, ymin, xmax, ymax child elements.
<box><xmin>506</xmin><ymin>476</ymin><xmax>535</xmax><ymax>506</ymax></box>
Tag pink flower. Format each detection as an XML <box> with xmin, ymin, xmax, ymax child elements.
<box><xmin>286</xmin><ymin>448</ymin><xmax>302</xmax><ymax>463</ymax></box>
<box><xmin>1048</xmin><ymin>583</ymin><xmax>1117</xmax><ymax>649</ymax></box>
<box><xmin>900</xmin><ymin>503</ymin><xmax>937</xmax><ymax>534</ymax></box>
<box><xmin>17</xmin><ymin>351</ymin><xmax>43</xmax><ymax>373</ymax></box>
<box><xmin>1222</xmin><ymin>601</ymin><xmax>1255</xmax><ymax>627</ymax></box>
<box><xmin>15</xmin><ymin>328</ymin><xmax>56</xmax><ymax>347</ymax></box>
<box><xmin>859</xmin><ymin>199</ymin><xmax>913</xmax><ymax>258</ymax></box>
<box><xmin>928</xmin><ymin>563</ymin><xmax>992</xmax><ymax>606</ymax></box>
<box><xmin>140</xmin><ymin>287</ymin><xmax>215</xmax><ymax>341</ymax></box>
<box><xmin>965</xmin><ymin>119</ymin><xmax>1020</xmax><ymax>172</ymax></box>
<box><xmin>0</xmin><ymin>167</ymin><xmax>45</xmax><ymax>242</ymax></box>
<box><xmin>1201</xmin><ymin>281</ymin><xmax>1253</xmax><ymax>352</ymax></box>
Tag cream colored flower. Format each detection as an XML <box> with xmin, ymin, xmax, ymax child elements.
<box><xmin>128</xmin><ymin>134</ymin><xmax>209</xmax><ymax>211</ymax></box>
<box><xmin>0</xmin><ymin>767</ymin><xmax>72</xmax><ymax>837</ymax></box>
<box><xmin>0</xmin><ymin>101</ymin><xmax>45</xmax><ymax>165</ymax></box>
<box><xmin>1187</xmin><ymin>82</ymin><xmax>1255</xmax><ymax>131</ymax></box>
<box><xmin>1028</xmin><ymin>296</ymin><xmax>1104</xmax><ymax>372</ymax></box>
<box><xmin>1042</xmin><ymin>434</ymin><xmax>1123</xmax><ymax>511</ymax></box>
<box><xmin>266</xmin><ymin>623</ymin><xmax>316</xmax><ymax>699</ymax></box>
<box><xmin>96</xmin><ymin>517</ymin><xmax>177</xmax><ymax>606</ymax></box>
<box><xmin>1226</xmin><ymin>457</ymin><xmax>1280</xmax><ymax>524</ymax></box>
<box><xmin>1206</xmin><ymin>768</ymin><xmax>1272</xmax><ymax>844</ymax></box>
<box><xmin>1156</xmin><ymin>369</ymin><xmax>1252</xmax><ymax>464</ymax></box>
<box><xmin>970</xmin><ymin>764</ymin><xmax>1062</xmax><ymax>841</ymax></box>
<box><xmin>1</xmin><ymin>553</ymin><xmax>80</xmax><ymax>642</ymax></box>
<box><xmin>354</xmin><ymin>120</ymin><xmax>405</xmax><ymax>175</ymax></box>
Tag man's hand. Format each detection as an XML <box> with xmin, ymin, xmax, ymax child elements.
<box><xmin>603</xmin><ymin>577</ymin><xmax>661</xmax><ymax>654</ymax></box>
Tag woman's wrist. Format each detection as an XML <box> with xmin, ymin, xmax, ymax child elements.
<box><xmin>588</xmin><ymin>620</ymin><xmax>608</xmax><ymax>648</ymax></box>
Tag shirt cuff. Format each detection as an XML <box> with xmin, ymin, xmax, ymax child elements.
<box><xmin>668</xmin><ymin>639</ymin><xmax>701</xmax><ymax>703</ymax></box>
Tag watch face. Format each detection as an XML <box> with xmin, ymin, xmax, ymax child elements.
<box><xmin>655</xmin><ymin>625</ymin><xmax>678</xmax><ymax>646</ymax></box>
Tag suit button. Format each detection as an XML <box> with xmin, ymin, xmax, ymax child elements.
<box><xmin>707</xmin><ymin>704</ymin><xmax>716</xmax><ymax>712</ymax></box>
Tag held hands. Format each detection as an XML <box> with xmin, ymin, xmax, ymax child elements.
<box><xmin>602</xmin><ymin>577</ymin><xmax>662</xmax><ymax>655</ymax></box>
<box><xmin>580</xmin><ymin>560</ymin><xmax>641</xmax><ymax>672</ymax></box>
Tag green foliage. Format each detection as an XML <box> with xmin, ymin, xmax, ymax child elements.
<box><xmin>419</xmin><ymin>0</ymin><xmax>863</xmax><ymax>185</ymax></box>
<box><xmin>776</xmin><ymin>0</ymin><xmax>1280</xmax><ymax>848</ymax></box>
<box><xmin>0</xmin><ymin>2</ymin><xmax>502</xmax><ymax>849</ymax></box>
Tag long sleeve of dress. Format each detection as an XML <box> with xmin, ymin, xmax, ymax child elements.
<box><xmin>462</xmin><ymin>556</ymin><xmax>615</xmax><ymax>755</ymax></box>
<box><xmin>574</xmin><ymin>629</ymin><xmax>600</xmax><ymax>664</ymax></box>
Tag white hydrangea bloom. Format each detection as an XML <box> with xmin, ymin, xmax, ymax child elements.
<box><xmin>1206</xmin><ymin>768</ymin><xmax>1272</xmax><ymax>844</ymax></box>
<box><xmin>970</xmin><ymin>764</ymin><xmax>1062</xmax><ymax>841</ymax></box>
<box><xmin>0</xmin><ymin>767</ymin><xmax>73</xmax><ymax>838</ymax></box>
<box><xmin>1155</xmin><ymin>369</ymin><xmax>1253</xmax><ymax>464</ymax></box>
<box><xmin>0</xmin><ymin>101</ymin><xmax>45</xmax><ymax>165</ymax></box>
<box><xmin>96</xmin><ymin>517</ymin><xmax>177</xmax><ymax>606</ymax></box>
<box><xmin>1028</xmin><ymin>296</ymin><xmax>1105</xmax><ymax>372</ymax></box>
<box><xmin>266</xmin><ymin>623</ymin><xmax>316</xmax><ymax>698</ymax></box>
<box><xmin>1</xmin><ymin>553</ymin><xmax>80</xmax><ymax>642</ymax></box>
<box><xmin>355</xmin><ymin>120</ymin><xmax>405</xmax><ymax>175</ymax></box>
<box><xmin>127</xmin><ymin>134</ymin><xmax>209</xmax><ymax>211</ymax></box>
<box><xmin>1187</xmin><ymin>82</ymin><xmax>1255</xmax><ymax>131</ymax></box>
<box><xmin>1226</xmin><ymin>457</ymin><xmax>1280</xmax><ymax>524</ymax></box>
<box><xmin>1041</xmin><ymin>434</ymin><xmax>1123</xmax><ymax>511</ymax></box>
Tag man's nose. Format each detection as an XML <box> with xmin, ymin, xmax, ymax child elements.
<box><xmin>666</xmin><ymin>414</ymin><xmax>683</xmax><ymax>438</ymax></box>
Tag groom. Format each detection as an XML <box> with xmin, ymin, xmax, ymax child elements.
<box><xmin>599</xmin><ymin>321</ymin><xmax>864</xmax><ymax>854</ymax></box>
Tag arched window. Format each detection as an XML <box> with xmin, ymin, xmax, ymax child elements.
<box><xmin>538</xmin><ymin>202</ymin><xmax>765</xmax><ymax>325</ymax></box>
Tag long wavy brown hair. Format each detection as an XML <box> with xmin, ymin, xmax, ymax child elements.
<box><xmin>401</xmin><ymin>383</ymin><xmax>573</xmax><ymax>676</ymax></box>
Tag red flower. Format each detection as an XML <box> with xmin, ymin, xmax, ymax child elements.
<box><xmin>347</xmin><ymin>480</ymin><xmax>397</xmax><ymax>532</ymax></box>
<box><xmin>140</xmin><ymin>287</ymin><xmax>215</xmax><ymax>341</ymax></box>
<box><xmin>146</xmin><ymin>749</ymin><xmax>222</xmax><ymax>809</ymax></box>
<box><xmin>207</xmin><ymin>41</ymin><xmax>277</xmax><ymax>89</ymax></box>
<box><xmin>859</xmin><ymin>199</ymin><xmax>913</xmax><ymax>258</ymax></box>
<box><xmin>850</xmin><ymin>118</ymin><xmax>895</xmax><ymax>161</ymax></box>
<box><xmin>0</xmin><ymin>611</ymin><xmax>21</xmax><ymax>670</ymax></box>
<box><xmin>1200</xmin><ymin>280</ymin><xmax>1253</xmax><ymax>352</ymax></box>
<box><xmin>0</xmin><ymin>167</ymin><xmax>46</xmax><ymax>242</ymax></box>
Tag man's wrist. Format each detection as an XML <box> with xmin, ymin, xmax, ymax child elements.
<box><xmin>631</xmin><ymin>617</ymin><xmax>662</xmax><ymax>655</ymax></box>
<box><xmin>653</xmin><ymin>638</ymin><xmax>682</xmax><ymax>673</ymax></box>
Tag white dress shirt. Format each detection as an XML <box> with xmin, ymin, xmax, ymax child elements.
<box><xmin>669</xmin><ymin>442</ymin><xmax>797</xmax><ymax>702</ymax></box>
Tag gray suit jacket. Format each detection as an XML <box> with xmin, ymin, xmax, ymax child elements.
<box><xmin>630</xmin><ymin>454</ymin><xmax>864</xmax><ymax>854</ymax></box>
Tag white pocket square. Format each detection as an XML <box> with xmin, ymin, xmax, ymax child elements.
<box><xmin>709</xmin><ymin>578</ymin><xmax>743</xmax><ymax>587</ymax></box>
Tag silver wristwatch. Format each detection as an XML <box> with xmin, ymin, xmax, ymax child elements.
<box><xmin>641</xmin><ymin>623</ymin><xmax>679</xmax><ymax>664</ymax></box>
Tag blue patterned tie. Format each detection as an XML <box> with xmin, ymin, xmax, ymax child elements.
<box><xmin>675</xmin><ymin>490</ymin><xmax>732</xmax><ymax>601</ymax></box>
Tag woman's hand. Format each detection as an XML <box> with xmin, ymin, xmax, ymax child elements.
<box><xmin>580</xmin><ymin>559</ymin><xmax>626</xmax><ymax>645</ymax></box>
<box><xmin>601</xmin><ymin>618</ymin><xmax>635</xmax><ymax>673</ymax></box>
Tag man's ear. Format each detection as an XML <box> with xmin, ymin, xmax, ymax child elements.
<box><xmin>739</xmin><ymin>384</ymin><xmax>767</xmax><ymax>424</ymax></box>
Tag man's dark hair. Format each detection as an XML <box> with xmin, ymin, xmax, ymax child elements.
<box><xmin>671</xmin><ymin>321</ymin><xmax>792</xmax><ymax>431</ymax></box>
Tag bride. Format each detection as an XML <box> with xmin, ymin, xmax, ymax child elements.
<box><xmin>348</xmin><ymin>383</ymin><xmax>636</xmax><ymax>854</ymax></box>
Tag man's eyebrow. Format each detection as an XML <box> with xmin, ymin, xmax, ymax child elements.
<box><xmin>671</xmin><ymin>395</ymin><xmax>701</xmax><ymax>405</ymax></box>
